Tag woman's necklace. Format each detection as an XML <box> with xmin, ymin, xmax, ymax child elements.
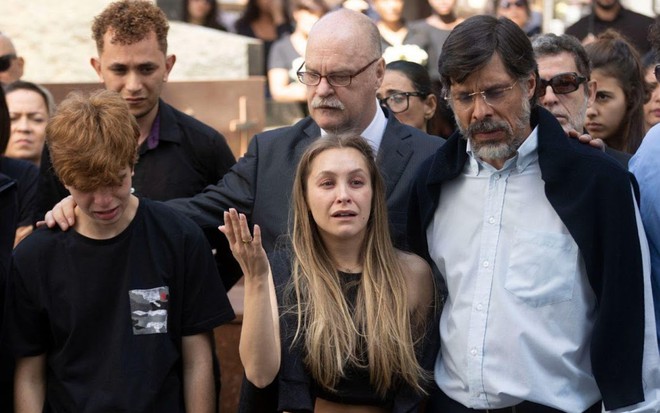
<box><xmin>337</xmin><ymin>263</ymin><xmax>363</xmax><ymax>274</ymax></box>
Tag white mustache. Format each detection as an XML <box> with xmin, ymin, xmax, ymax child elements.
<box><xmin>311</xmin><ymin>97</ymin><xmax>345</xmax><ymax>110</ymax></box>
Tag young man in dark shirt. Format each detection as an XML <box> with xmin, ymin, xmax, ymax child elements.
<box><xmin>8</xmin><ymin>90</ymin><xmax>234</xmax><ymax>413</ymax></box>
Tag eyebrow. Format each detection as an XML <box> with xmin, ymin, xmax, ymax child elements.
<box><xmin>314</xmin><ymin>168</ymin><xmax>367</xmax><ymax>177</ymax></box>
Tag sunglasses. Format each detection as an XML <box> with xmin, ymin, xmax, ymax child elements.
<box><xmin>499</xmin><ymin>0</ymin><xmax>526</xmax><ymax>9</ymax></box>
<box><xmin>0</xmin><ymin>53</ymin><xmax>17</xmax><ymax>72</ymax></box>
<box><xmin>537</xmin><ymin>72</ymin><xmax>587</xmax><ymax>98</ymax></box>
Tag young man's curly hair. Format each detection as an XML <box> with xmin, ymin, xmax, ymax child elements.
<box><xmin>92</xmin><ymin>0</ymin><xmax>169</xmax><ymax>54</ymax></box>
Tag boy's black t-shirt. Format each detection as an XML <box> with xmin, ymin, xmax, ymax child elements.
<box><xmin>7</xmin><ymin>198</ymin><xmax>235</xmax><ymax>413</ymax></box>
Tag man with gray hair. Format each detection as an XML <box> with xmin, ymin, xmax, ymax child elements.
<box><xmin>408</xmin><ymin>14</ymin><xmax>660</xmax><ymax>412</ymax></box>
<box><xmin>532</xmin><ymin>32</ymin><xmax>630</xmax><ymax>166</ymax></box>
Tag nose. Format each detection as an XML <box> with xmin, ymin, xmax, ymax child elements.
<box><xmin>585</xmin><ymin>103</ymin><xmax>597</xmax><ymax>119</ymax></box>
<box><xmin>93</xmin><ymin>187</ymin><xmax>114</xmax><ymax>206</ymax></box>
<box><xmin>335</xmin><ymin>183</ymin><xmax>352</xmax><ymax>203</ymax></box>
<box><xmin>124</xmin><ymin>71</ymin><xmax>142</xmax><ymax>93</ymax></box>
<box><xmin>471</xmin><ymin>93</ymin><xmax>493</xmax><ymax>121</ymax></box>
<box><xmin>652</xmin><ymin>86</ymin><xmax>660</xmax><ymax>102</ymax></box>
<box><xmin>540</xmin><ymin>86</ymin><xmax>558</xmax><ymax>107</ymax></box>
<box><xmin>13</xmin><ymin>115</ymin><xmax>30</xmax><ymax>132</ymax></box>
<box><xmin>315</xmin><ymin>77</ymin><xmax>334</xmax><ymax>97</ymax></box>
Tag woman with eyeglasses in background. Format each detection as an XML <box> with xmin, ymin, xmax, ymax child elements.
<box><xmin>585</xmin><ymin>29</ymin><xmax>646</xmax><ymax>154</ymax></box>
<box><xmin>377</xmin><ymin>60</ymin><xmax>455</xmax><ymax>137</ymax></box>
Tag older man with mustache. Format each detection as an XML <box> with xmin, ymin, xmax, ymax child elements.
<box><xmin>408</xmin><ymin>14</ymin><xmax>660</xmax><ymax>413</ymax></box>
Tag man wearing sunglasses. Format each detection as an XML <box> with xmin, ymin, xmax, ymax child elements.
<box><xmin>0</xmin><ymin>33</ymin><xmax>24</xmax><ymax>85</ymax></box>
<box><xmin>532</xmin><ymin>33</ymin><xmax>631</xmax><ymax>167</ymax></box>
<box><xmin>408</xmin><ymin>15</ymin><xmax>660</xmax><ymax>413</ymax></box>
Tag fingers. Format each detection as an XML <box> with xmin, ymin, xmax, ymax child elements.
<box><xmin>219</xmin><ymin>209</ymin><xmax>255</xmax><ymax>247</ymax></box>
<box><xmin>49</xmin><ymin>195</ymin><xmax>76</xmax><ymax>230</ymax></box>
<box><xmin>239</xmin><ymin>213</ymin><xmax>253</xmax><ymax>244</ymax></box>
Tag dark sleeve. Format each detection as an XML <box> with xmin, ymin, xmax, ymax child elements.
<box><xmin>6</xmin><ymin>251</ymin><xmax>49</xmax><ymax>357</ymax></box>
<box><xmin>406</xmin><ymin>161</ymin><xmax>432</xmax><ymax>262</ymax></box>
<box><xmin>181</xmin><ymin>220</ymin><xmax>236</xmax><ymax>335</ymax></box>
<box><xmin>167</xmin><ymin>132</ymin><xmax>260</xmax><ymax>237</ymax></box>
<box><xmin>35</xmin><ymin>144</ymin><xmax>69</xmax><ymax>224</ymax></box>
<box><xmin>15</xmin><ymin>162</ymin><xmax>38</xmax><ymax>228</ymax></box>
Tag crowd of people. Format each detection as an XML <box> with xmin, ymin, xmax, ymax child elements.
<box><xmin>1</xmin><ymin>0</ymin><xmax>660</xmax><ymax>412</ymax></box>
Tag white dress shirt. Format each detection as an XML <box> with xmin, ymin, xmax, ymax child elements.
<box><xmin>427</xmin><ymin>128</ymin><xmax>660</xmax><ymax>412</ymax></box>
<box><xmin>320</xmin><ymin>101</ymin><xmax>387</xmax><ymax>154</ymax></box>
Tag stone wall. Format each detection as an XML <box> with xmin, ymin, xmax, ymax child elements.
<box><xmin>0</xmin><ymin>0</ymin><xmax>261</xmax><ymax>83</ymax></box>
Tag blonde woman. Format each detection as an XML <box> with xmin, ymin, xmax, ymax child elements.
<box><xmin>221</xmin><ymin>134</ymin><xmax>435</xmax><ymax>412</ymax></box>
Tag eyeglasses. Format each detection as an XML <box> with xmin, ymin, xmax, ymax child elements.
<box><xmin>297</xmin><ymin>58</ymin><xmax>380</xmax><ymax>87</ymax></box>
<box><xmin>499</xmin><ymin>0</ymin><xmax>526</xmax><ymax>8</ymax></box>
<box><xmin>379</xmin><ymin>91</ymin><xmax>428</xmax><ymax>114</ymax></box>
<box><xmin>445</xmin><ymin>81</ymin><xmax>518</xmax><ymax>112</ymax></box>
<box><xmin>0</xmin><ymin>53</ymin><xmax>17</xmax><ymax>72</ymax></box>
<box><xmin>537</xmin><ymin>72</ymin><xmax>587</xmax><ymax>98</ymax></box>
<box><xmin>655</xmin><ymin>64</ymin><xmax>660</xmax><ymax>83</ymax></box>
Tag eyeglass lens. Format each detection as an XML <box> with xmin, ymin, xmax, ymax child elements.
<box><xmin>382</xmin><ymin>93</ymin><xmax>410</xmax><ymax>113</ymax></box>
<box><xmin>537</xmin><ymin>73</ymin><xmax>584</xmax><ymax>97</ymax></box>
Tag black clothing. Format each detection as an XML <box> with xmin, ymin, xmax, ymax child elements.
<box><xmin>605</xmin><ymin>146</ymin><xmax>632</xmax><ymax>168</ymax></box>
<box><xmin>1</xmin><ymin>156</ymin><xmax>37</xmax><ymax>227</ymax></box>
<box><xmin>0</xmin><ymin>172</ymin><xmax>18</xmax><ymax>412</ymax></box>
<box><xmin>7</xmin><ymin>199</ymin><xmax>235</xmax><ymax>413</ymax></box>
<box><xmin>565</xmin><ymin>7</ymin><xmax>654</xmax><ymax>54</ymax></box>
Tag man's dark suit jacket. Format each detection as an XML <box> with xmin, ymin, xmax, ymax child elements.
<box><xmin>168</xmin><ymin>108</ymin><xmax>445</xmax><ymax>252</ymax></box>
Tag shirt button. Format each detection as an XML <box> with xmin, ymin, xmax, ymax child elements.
<box><xmin>488</xmin><ymin>216</ymin><xmax>495</xmax><ymax>224</ymax></box>
<box><xmin>476</xmin><ymin>303</ymin><xmax>483</xmax><ymax>311</ymax></box>
<box><xmin>494</xmin><ymin>174</ymin><xmax>501</xmax><ymax>180</ymax></box>
<box><xmin>483</xmin><ymin>261</ymin><xmax>489</xmax><ymax>268</ymax></box>
<box><xmin>470</xmin><ymin>348</ymin><xmax>478</xmax><ymax>356</ymax></box>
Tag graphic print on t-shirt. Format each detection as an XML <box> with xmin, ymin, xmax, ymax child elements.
<box><xmin>129</xmin><ymin>286</ymin><xmax>169</xmax><ymax>335</ymax></box>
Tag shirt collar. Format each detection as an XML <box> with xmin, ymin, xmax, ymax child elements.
<box><xmin>145</xmin><ymin>113</ymin><xmax>161</xmax><ymax>150</ymax></box>
<box><xmin>320</xmin><ymin>102</ymin><xmax>387</xmax><ymax>153</ymax></box>
<box><xmin>465</xmin><ymin>125</ymin><xmax>539</xmax><ymax>175</ymax></box>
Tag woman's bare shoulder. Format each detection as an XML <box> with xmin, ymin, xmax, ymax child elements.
<box><xmin>395</xmin><ymin>250</ymin><xmax>434</xmax><ymax>304</ymax></box>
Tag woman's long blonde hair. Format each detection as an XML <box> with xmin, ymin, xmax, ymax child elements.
<box><xmin>285</xmin><ymin>133</ymin><xmax>428</xmax><ymax>396</ymax></box>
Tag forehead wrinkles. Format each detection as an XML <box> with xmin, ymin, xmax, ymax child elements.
<box><xmin>306</xmin><ymin>28</ymin><xmax>365</xmax><ymax>70</ymax></box>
